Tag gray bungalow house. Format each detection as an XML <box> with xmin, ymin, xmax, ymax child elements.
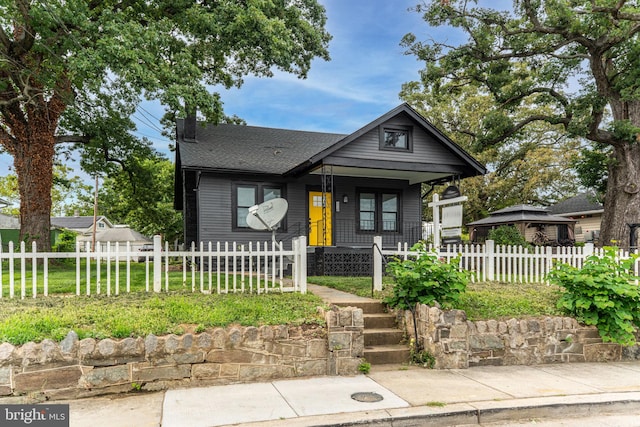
<box><xmin>174</xmin><ymin>103</ymin><xmax>486</xmax><ymax>256</ymax></box>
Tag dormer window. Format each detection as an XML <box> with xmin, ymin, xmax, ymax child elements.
<box><xmin>380</xmin><ymin>126</ymin><xmax>412</xmax><ymax>152</ymax></box>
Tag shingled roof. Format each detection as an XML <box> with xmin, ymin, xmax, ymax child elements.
<box><xmin>467</xmin><ymin>204</ymin><xmax>575</xmax><ymax>226</ymax></box>
<box><xmin>176</xmin><ymin>120</ymin><xmax>346</xmax><ymax>175</ymax></box>
<box><xmin>175</xmin><ymin>103</ymin><xmax>487</xmax><ymax>180</ymax></box>
<box><xmin>51</xmin><ymin>216</ymin><xmax>112</xmax><ymax>230</ymax></box>
<box><xmin>549</xmin><ymin>193</ymin><xmax>603</xmax><ymax>216</ymax></box>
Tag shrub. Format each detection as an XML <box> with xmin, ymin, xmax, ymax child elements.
<box><xmin>547</xmin><ymin>246</ymin><xmax>640</xmax><ymax>346</ymax></box>
<box><xmin>487</xmin><ymin>225</ymin><xmax>530</xmax><ymax>247</ymax></box>
<box><xmin>384</xmin><ymin>242</ymin><xmax>469</xmax><ymax>310</ymax></box>
<box><xmin>52</xmin><ymin>230</ymin><xmax>78</xmax><ymax>252</ymax></box>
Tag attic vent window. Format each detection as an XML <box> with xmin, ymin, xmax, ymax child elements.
<box><xmin>380</xmin><ymin>126</ymin><xmax>412</xmax><ymax>152</ymax></box>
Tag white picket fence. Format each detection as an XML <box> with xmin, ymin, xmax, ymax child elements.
<box><xmin>372</xmin><ymin>238</ymin><xmax>640</xmax><ymax>290</ymax></box>
<box><xmin>0</xmin><ymin>235</ymin><xmax>308</xmax><ymax>299</ymax></box>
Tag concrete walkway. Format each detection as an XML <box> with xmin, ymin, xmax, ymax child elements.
<box><xmin>56</xmin><ymin>286</ymin><xmax>640</xmax><ymax>426</ymax></box>
<box><xmin>62</xmin><ymin>361</ymin><xmax>640</xmax><ymax>426</ymax></box>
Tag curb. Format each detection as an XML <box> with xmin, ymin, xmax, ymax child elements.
<box><xmin>241</xmin><ymin>392</ymin><xmax>640</xmax><ymax>427</ymax></box>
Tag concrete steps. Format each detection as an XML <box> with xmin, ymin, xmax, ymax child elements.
<box><xmin>333</xmin><ymin>300</ymin><xmax>409</xmax><ymax>365</ymax></box>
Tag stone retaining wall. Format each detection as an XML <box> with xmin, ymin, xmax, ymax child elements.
<box><xmin>401</xmin><ymin>304</ymin><xmax>640</xmax><ymax>369</ymax></box>
<box><xmin>0</xmin><ymin>307</ymin><xmax>364</xmax><ymax>401</ymax></box>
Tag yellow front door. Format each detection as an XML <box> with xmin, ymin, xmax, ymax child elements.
<box><xmin>308</xmin><ymin>191</ymin><xmax>332</xmax><ymax>246</ymax></box>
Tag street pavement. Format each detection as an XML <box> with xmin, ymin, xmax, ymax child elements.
<box><xmin>61</xmin><ymin>361</ymin><xmax>640</xmax><ymax>427</ymax></box>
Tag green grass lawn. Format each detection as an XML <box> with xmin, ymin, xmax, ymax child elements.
<box><xmin>0</xmin><ymin>265</ymin><xmax>564</xmax><ymax>346</ymax></box>
<box><xmin>0</xmin><ymin>259</ymin><xmax>275</xmax><ymax>297</ymax></box>
<box><xmin>308</xmin><ymin>276</ymin><xmax>564</xmax><ymax>320</ymax></box>
<box><xmin>0</xmin><ymin>291</ymin><xmax>326</xmax><ymax>345</ymax></box>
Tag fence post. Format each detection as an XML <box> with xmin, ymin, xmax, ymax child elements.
<box><xmin>485</xmin><ymin>240</ymin><xmax>495</xmax><ymax>281</ymax></box>
<box><xmin>584</xmin><ymin>242</ymin><xmax>594</xmax><ymax>257</ymax></box>
<box><xmin>373</xmin><ymin>236</ymin><xmax>383</xmax><ymax>292</ymax></box>
<box><xmin>432</xmin><ymin>194</ymin><xmax>440</xmax><ymax>248</ymax></box>
<box><xmin>298</xmin><ymin>236</ymin><xmax>307</xmax><ymax>294</ymax></box>
<box><xmin>153</xmin><ymin>235</ymin><xmax>162</xmax><ymax>292</ymax></box>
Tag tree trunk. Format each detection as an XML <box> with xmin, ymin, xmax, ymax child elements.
<box><xmin>598</xmin><ymin>98</ymin><xmax>640</xmax><ymax>249</ymax></box>
<box><xmin>12</xmin><ymin>110</ymin><xmax>56</xmax><ymax>251</ymax></box>
<box><xmin>600</xmin><ymin>142</ymin><xmax>640</xmax><ymax>249</ymax></box>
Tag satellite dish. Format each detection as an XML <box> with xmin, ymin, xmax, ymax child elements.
<box><xmin>246</xmin><ymin>198</ymin><xmax>288</xmax><ymax>231</ymax></box>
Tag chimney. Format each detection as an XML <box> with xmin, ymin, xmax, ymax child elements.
<box><xmin>184</xmin><ymin>105</ymin><xmax>197</xmax><ymax>142</ymax></box>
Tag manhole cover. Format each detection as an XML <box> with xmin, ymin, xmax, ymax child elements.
<box><xmin>351</xmin><ymin>392</ymin><xmax>384</xmax><ymax>403</ymax></box>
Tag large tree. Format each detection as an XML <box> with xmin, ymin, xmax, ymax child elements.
<box><xmin>401</xmin><ymin>81</ymin><xmax>581</xmax><ymax>222</ymax></box>
<box><xmin>0</xmin><ymin>0</ymin><xmax>331</xmax><ymax>249</ymax></box>
<box><xmin>404</xmin><ymin>0</ymin><xmax>640</xmax><ymax>248</ymax></box>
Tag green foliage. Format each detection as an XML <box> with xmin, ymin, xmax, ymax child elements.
<box><xmin>573</xmin><ymin>142</ymin><xmax>611</xmax><ymax>196</ymax></box>
<box><xmin>96</xmin><ymin>156</ymin><xmax>183</xmax><ymax>243</ymax></box>
<box><xmin>487</xmin><ymin>225</ymin><xmax>530</xmax><ymax>247</ymax></box>
<box><xmin>409</xmin><ymin>338</ymin><xmax>436</xmax><ymax>368</ymax></box>
<box><xmin>357</xmin><ymin>360</ymin><xmax>371</xmax><ymax>374</ymax></box>
<box><xmin>1</xmin><ymin>0</ymin><xmax>332</xmax><ymax>249</ymax></box>
<box><xmin>547</xmin><ymin>247</ymin><xmax>640</xmax><ymax>346</ymax></box>
<box><xmin>384</xmin><ymin>243</ymin><xmax>469</xmax><ymax>309</ymax></box>
<box><xmin>403</xmin><ymin>1</ymin><xmax>640</xmax><ymax>245</ymax></box>
<box><xmin>52</xmin><ymin>230</ymin><xmax>78</xmax><ymax>253</ymax></box>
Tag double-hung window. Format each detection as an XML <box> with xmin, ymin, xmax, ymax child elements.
<box><xmin>234</xmin><ymin>183</ymin><xmax>285</xmax><ymax>229</ymax></box>
<box><xmin>358</xmin><ymin>190</ymin><xmax>400</xmax><ymax>232</ymax></box>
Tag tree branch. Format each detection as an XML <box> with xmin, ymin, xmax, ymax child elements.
<box><xmin>486</xmin><ymin>114</ymin><xmax>572</xmax><ymax>147</ymax></box>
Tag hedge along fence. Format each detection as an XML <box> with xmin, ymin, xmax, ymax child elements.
<box><xmin>0</xmin><ymin>306</ymin><xmax>364</xmax><ymax>401</ymax></box>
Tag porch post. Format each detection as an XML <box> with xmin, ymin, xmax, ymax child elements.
<box><xmin>153</xmin><ymin>234</ymin><xmax>162</xmax><ymax>292</ymax></box>
<box><xmin>373</xmin><ymin>236</ymin><xmax>383</xmax><ymax>292</ymax></box>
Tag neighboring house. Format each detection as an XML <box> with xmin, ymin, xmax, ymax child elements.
<box><xmin>174</xmin><ymin>103</ymin><xmax>486</xmax><ymax>249</ymax></box>
<box><xmin>51</xmin><ymin>215</ymin><xmax>114</xmax><ymax>235</ymax></box>
<box><xmin>549</xmin><ymin>193</ymin><xmax>603</xmax><ymax>243</ymax></box>
<box><xmin>0</xmin><ymin>212</ymin><xmax>20</xmax><ymax>249</ymax></box>
<box><xmin>0</xmin><ymin>213</ymin><xmax>63</xmax><ymax>249</ymax></box>
<box><xmin>467</xmin><ymin>204</ymin><xmax>576</xmax><ymax>245</ymax></box>
<box><xmin>52</xmin><ymin>216</ymin><xmax>151</xmax><ymax>252</ymax></box>
<box><xmin>77</xmin><ymin>226</ymin><xmax>151</xmax><ymax>253</ymax></box>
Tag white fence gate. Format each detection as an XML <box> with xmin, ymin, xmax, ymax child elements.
<box><xmin>0</xmin><ymin>235</ymin><xmax>307</xmax><ymax>299</ymax></box>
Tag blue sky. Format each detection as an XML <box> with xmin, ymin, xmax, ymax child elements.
<box><xmin>136</xmin><ymin>0</ymin><xmax>462</xmax><ymax>156</ymax></box>
<box><xmin>1</xmin><ymin>1</ymin><xmax>463</xmax><ymax>176</ymax></box>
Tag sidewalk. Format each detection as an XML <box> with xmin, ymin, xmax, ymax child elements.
<box><xmin>62</xmin><ymin>286</ymin><xmax>640</xmax><ymax>426</ymax></box>
<box><xmin>63</xmin><ymin>361</ymin><xmax>640</xmax><ymax>426</ymax></box>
